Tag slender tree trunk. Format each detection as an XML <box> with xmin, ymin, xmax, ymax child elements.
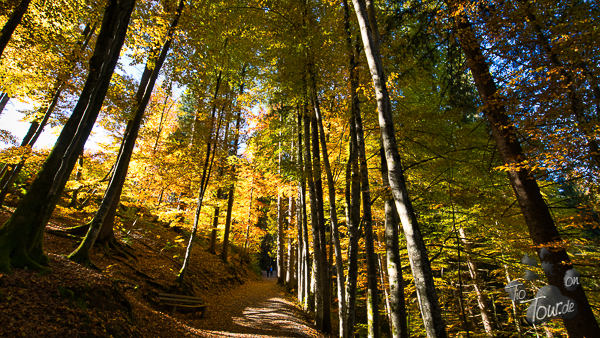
<box><xmin>0</xmin><ymin>0</ymin><xmax>136</xmax><ymax>273</ymax></box>
<box><xmin>220</xmin><ymin>186</ymin><xmax>235</xmax><ymax>261</ymax></box>
<box><xmin>505</xmin><ymin>265</ymin><xmax>522</xmax><ymax>336</ymax></box>
<box><xmin>296</xmin><ymin>112</ymin><xmax>305</xmax><ymax>302</ymax></box>
<box><xmin>458</xmin><ymin>228</ymin><xmax>494</xmax><ymax>337</ymax></box>
<box><xmin>311</xmin><ymin>65</ymin><xmax>346</xmax><ymax>338</ymax></box>
<box><xmin>303</xmin><ymin>104</ymin><xmax>320</xmax><ymax>317</ymax></box>
<box><xmin>68</xmin><ymin>0</ymin><xmax>183</xmax><ymax>266</ymax></box>
<box><xmin>352</xmin><ymin>71</ymin><xmax>380</xmax><ymax>338</ymax></box>
<box><xmin>221</xmin><ymin>70</ymin><xmax>245</xmax><ymax>262</ymax></box>
<box><xmin>286</xmin><ymin>195</ymin><xmax>296</xmax><ymax>291</ymax></box>
<box><xmin>454</xmin><ymin>8</ymin><xmax>600</xmax><ymax>337</ymax></box>
<box><xmin>380</xmin><ymin>145</ymin><xmax>409</xmax><ymax>338</ymax></box>
<box><xmin>345</xmin><ymin>114</ymin><xmax>361</xmax><ymax>338</ymax></box>
<box><xmin>0</xmin><ymin>0</ymin><xmax>32</xmax><ymax>60</ymax></box>
<box><xmin>67</xmin><ymin>153</ymin><xmax>84</xmax><ymax>208</ymax></box>
<box><xmin>351</xmin><ymin>1</ymin><xmax>447</xmax><ymax>337</ymax></box>
<box><xmin>297</xmin><ymin>109</ymin><xmax>311</xmax><ymax>309</ymax></box>
<box><xmin>277</xmin><ymin>124</ymin><xmax>286</xmax><ymax>284</ymax></box>
<box><xmin>310</xmin><ymin>109</ymin><xmax>331</xmax><ymax>334</ymax></box>
<box><xmin>178</xmin><ymin>104</ymin><xmax>222</xmax><ymax>283</ymax></box>
<box><xmin>209</xmin><ymin>191</ymin><xmax>221</xmax><ymax>255</ymax></box>
<box><xmin>243</xmin><ymin>182</ymin><xmax>253</xmax><ymax>262</ymax></box>
<box><xmin>297</xmin><ymin>181</ymin><xmax>304</xmax><ymax>301</ymax></box>
<box><xmin>379</xmin><ymin>255</ymin><xmax>392</xmax><ymax>334</ymax></box>
<box><xmin>341</xmin><ymin>4</ymin><xmax>362</xmax><ymax>337</ymax></box>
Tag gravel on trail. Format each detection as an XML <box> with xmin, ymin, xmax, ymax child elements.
<box><xmin>173</xmin><ymin>271</ymin><xmax>327</xmax><ymax>338</ymax></box>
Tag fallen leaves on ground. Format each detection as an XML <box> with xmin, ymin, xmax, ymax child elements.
<box><xmin>0</xmin><ymin>210</ymin><xmax>325</xmax><ymax>338</ymax></box>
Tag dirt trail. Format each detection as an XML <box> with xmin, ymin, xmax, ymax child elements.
<box><xmin>178</xmin><ymin>271</ymin><xmax>325</xmax><ymax>338</ymax></box>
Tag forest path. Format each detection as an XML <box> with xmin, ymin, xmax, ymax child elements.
<box><xmin>181</xmin><ymin>271</ymin><xmax>326</xmax><ymax>338</ymax></box>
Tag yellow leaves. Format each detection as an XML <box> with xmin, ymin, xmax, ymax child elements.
<box><xmin>0</xmin><ymin>145</ymin><xmax>32</xmax><ymax>164</ymax></box>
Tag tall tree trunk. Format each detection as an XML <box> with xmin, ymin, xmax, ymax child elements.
<box><xmin>297</xmin><ymin>181</ymin><xmax>304</xmax><ymax>302</ymax></box>
<box><xmin>221</xmin><ymin>69</ymin><xmax>245</xmax><ymax>263</ymax></box>
<box><xmin>458</xmin><ymin>228</ymin><xmax>493</xmax><ymax>337</ymax></box>
<box><xmin>504</xmin><ymin>265</ymin><xmax>522</xmax><ymax>336</ymax></box>
<box><xmin>286</xmin><ymin>195</ymin><xmax>296</xmax><ymax>291</ymax></box>
<box><xmin>296</xmin><ymin>112</ymin><xmax>305</xmax><ymax>302</ymax></box>
<box><xmin>277</xmin><ymin>123</ymin><xmax>286</xmax><ymax>284</ymax></box>
<box><xmin>178</xmin><ymin>67</ymin><xmax>224</xmax><ymax>284</ymax></box>
<box><xmin>243</xmin><ymin>182</ymin><xmax>253</xmax><ymax>262</ymax></box>
<box><xmin>311</xmin><ymin>64</ymin><xmax>346</xmax><ymax>338</ymax></box>
<box><xmin>68</xmin><ymin>0</ymin><xmax>184</xmax><ymax>266</ymax></box>
<box><xmin>351</xmin><ymin>69</ymin><xmax>380</xmax><ymax>338</ymax></box>
<box><xmin>341</xmin><ymin>3</ymin><xmax>362</xmax><ymax>336</ymax></box>
<box><xmin>303</xmin><ymin>104</ymin><xmax>319</xmax><ymax>316</ymax></box>
<box><xmin>453</xmin><ymin>7</ymin><xmax>600</xmax><ymax>337</ymax></box>
<box><xmin>344</xmin><ymin>114</ymin><xmax>361</xmax><ymax>338</ymax></box>
<box><xmin>208</xmin><ymin>190</ymin><xmax>221</xmax><ymax>255</ymax></box>
<box><xmin>0</xmin><ymin>0</ymin><xmax>32</xmax><ymax>60</ymax></box>
<box><xmin>0</xmin><ymin>0</ymin><xmax>136</xmax><ymax>273</ymax></box>
<box><xmin>310</xmin><ymin>107</ymin><xmax>331</xmax><ymax>334</ymax></box>
<box><xmin>220</xmin><ymin>186</ymin><xmax>234</xmax><ymax>261</ymax></box>
<box><xmin>380</xmin><ymin>145</ymin><xmax>409</xmax><ymax>338</ymax></box>
<box><xmin>350</xmin><ymin>1</ymin><xmax>447</xmax><ymax>337</ymax></box>
<box><xmin>297</xmin><ymin>109</ymin><xmax>311</xmax><ymax>309</ymax></box>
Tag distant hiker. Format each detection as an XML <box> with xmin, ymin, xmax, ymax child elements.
<box><xmin>268</xmin><ymin>266</ymin><xmax>273</xmax><ymax>277</ymax></box>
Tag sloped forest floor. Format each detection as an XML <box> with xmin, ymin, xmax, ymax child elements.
<box><xmin>0</xmin><ymin>207</ymin><xmax>325</xmax><ymax>338</ymax></box>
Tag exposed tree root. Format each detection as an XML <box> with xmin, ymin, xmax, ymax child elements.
<box><xmin>47</xmin><ymin>230</ymin><xmax>82</xmax><ymax>239</ymax></box>
<box><xmin>112</xmin><ymin>280</ymin><xmax>134</xmax><ymax>320</ymax></box>
<box><xmin>11</xmin><ymin>247</ymin><xmax>51</xmax><ymax>274</ymax></box>
<box><xmin>61</xmin><ymin>222</ymin><xmax>92</xmax><ymax>236</ymax></box>
<box><xmin>68</xmin><ymin>251</ymin><xmax>100</xmax><ymax>271</ymax></box>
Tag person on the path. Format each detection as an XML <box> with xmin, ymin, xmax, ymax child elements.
<box><xmin>268</xmin><ymin>266</ymin><xmax>273</xmax><ymax>277</ymax></box>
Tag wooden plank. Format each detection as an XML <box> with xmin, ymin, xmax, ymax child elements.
<box><xmin>158</xmin><ymin>293</ymin><xmax>203</xmax><ymax>301</ymax></box>
<box><xmin>161</xmin><ymin>303</ymin><xmax>208</xmax><ymax>308</ymax></box>
<box><xmin>159</xmin><ymin>297</ymin><xmax>204</xmax><ymax>304</ymax></box>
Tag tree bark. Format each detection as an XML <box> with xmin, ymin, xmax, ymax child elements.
<box><xmin>286</xmin><ymin>195</ymin><xmax>296</xmax><ymax>291</ymax></box>
<box><xmin>310</xmin><ymin>103</ymin><xmax>331</xmax><ymax>334</ymax></box>
<box><xmin>344</xmin><ymin>114</ymin><xmax>361</xmax><ymax>338</ymax></box>
<box><xmin>0</xmin><ymin>0</ymin><xmax>136</xmax><ymax>273</ymax></box>
<box><xmin>350</xmin><ymin>0</ymin><xmax>447</xmax><ymax>337</ymax></box>
<box><xmin>351</xmin><ymin>69</ymin><xmax>380</xmax><ymax>338</ymax></box>
<box><xmin>380</xmin><ymin>145</ymin><xmax>409</xmax><ymax>338</ymax></box>
<box><xmin>221</xmin><ymin>70</ymin><xmax>245</xmax><ymax>262</ymax></box>
<box><xmin>277</xmin><ymin>123</ymin><xmax>286</xmax><ymax>284</ymax></box>
<box><xmin>458</xmin><ymin>228</ymin><xmax>493</xmax><ymax>337</ymax></box>
<box><xmin>209</xmin><ymin>193</ymin><xmax>221</xmax><ymax>255</ymax></box>
<box><xmin>178</xmin><ymin>73</ymin><xmax>222</xmax><ymax>283</ymax></box>
<box><xmin>453</xmin><ymin>7</ymin><xmax>600</xmax><ymax>337</ymax></box>
<box><xmin>297</xmin><ymin>109</ymin><xmax>311</xmax><ymax>309</ymax></box>
<box><xmin>303</xmin><ymin>103</ymin><xmax>319</xmax><ymax>316</ymax></box>
<box><xmin>0</xmin><ymin>0</ymin><xmax>32</xmax><ymax>60</ymax></box>
<box><xmin>311</xmin><ymin>75</ymin><xmax>346</xmax><ymax>338</ymax></box>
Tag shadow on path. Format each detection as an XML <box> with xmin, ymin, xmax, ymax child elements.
<box><xmin>177</xmin><ymin>271</ymin><xmax>324</xmax><ymax>338</ymax></box>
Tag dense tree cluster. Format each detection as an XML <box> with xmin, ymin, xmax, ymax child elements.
<box><xmin>1</xmin><ymin>0</ymin><xmax>599</xmax><ymax>337</ymax></box>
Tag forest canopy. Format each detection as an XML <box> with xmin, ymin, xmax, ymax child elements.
<box><xmin>1</xmin><ymin>0</ymin><xmax>599</xmax><ymax>337</ymax></box>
